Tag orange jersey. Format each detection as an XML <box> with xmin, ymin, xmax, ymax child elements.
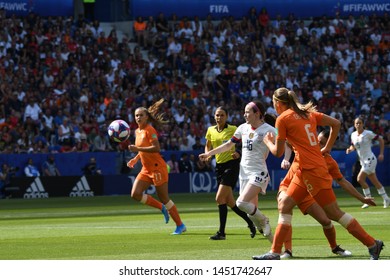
<box><xmin>281</xmin><ymin>154</ymin><xmax>343</xmax><ymax>191</ymax></box>
<box><xmin>276</xmin><ymin>109</ymin><xmax>327</xmax><ymax>170</ymax></box>
<box><xmin>324</xmin><ymin>153</ymin><xmax>343</xmax><ymax>180</ymax></box>
<box><xmin>135</xmin><ymin>124</ymin><xmax>166</xmax><ymax>171</ymax></box>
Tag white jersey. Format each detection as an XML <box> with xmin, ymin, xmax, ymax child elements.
<box><xmin>232</xmin><ymin>122</ymin><xmax>275</xmax><ymax>181</ymax></box>
<box><xmin>351</xmin><ymin>130</ymin><xmax>377</xmax><ymax>161</ymax></box>
<box><xmin>351</xmin><ymin>129</ymin><xmax>378</xmax><ymax>174</ymax></box>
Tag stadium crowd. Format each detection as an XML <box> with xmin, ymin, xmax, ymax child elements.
<box><xmin>0</xmin><ymin>7</ymin><xmax>389</xmax><ymax>157</ymax></box>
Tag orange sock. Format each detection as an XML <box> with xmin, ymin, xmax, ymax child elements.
<box><xmin>323</xmin><ymin>224</ymin><xmax>337</xmax><ymax>249</ymax></box>
<box><xmin>272</xmin><ymin>224</ymin><xmax>291</xmax><ymax>254</ymax></box>
<box><xmin>284</xmin><ymin>226</ymin><xmax>293</xmax><ymax>252</ymax></box>
<box><xmin>144</xmin><ymin>194</ymin><xmax>163</xmax><ymax>210</ymax></box>
<box><xmin>346</xmin><ymin>219</ymin><xmax>375</xmax><ymax>247</ymax></box>
<box><xmin>167</xmin><ymin>205</ymin><xmax>183</xmax><ymax>226</ymax></box>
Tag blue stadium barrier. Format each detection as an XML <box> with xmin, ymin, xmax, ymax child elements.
<box><xmin>2</xmin><ymin>147</ymin><xmax>389</xmax><ymax>198</ymax></box>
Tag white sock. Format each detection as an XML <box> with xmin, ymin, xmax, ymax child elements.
<box><xmin>362</xmin><ymin>188</ymin><xmax>371</xmax><ymax>197</ymax></box>
<box><xmin>248</xmin><ymin>209</ymin><xmax>267</xmax><ymax>229</ymax></box>
<box><xmin>377</xmin><ymin>187</ymin><xmax>389</xmax><ymax>200</ymax></box>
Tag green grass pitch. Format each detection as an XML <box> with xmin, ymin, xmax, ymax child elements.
<box><xmin>0</xmin><ymin>188</ymin><xmax>389</xmax><ymax>260</ymax></box>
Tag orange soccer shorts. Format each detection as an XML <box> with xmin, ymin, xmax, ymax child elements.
<box><xmin>279</xmin><ymin>163</ymin><xmax>314</xmax><ymax>213</ymax></box>
<box><xmin>283</xmin><ymin>165</ymin><xmax>335</xmax><ymax>212</ymax></box>
<box><xmin>137</xmin><ymin>166</ymin><xmax>169</xmax><ymax>186</ymax></box>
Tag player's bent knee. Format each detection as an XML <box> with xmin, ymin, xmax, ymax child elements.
<box><xmin>278</xmin><ymin>213</ymin><xmax>292</xmax><ymax>225</ymax></box>
<box><xmin>132</xmin><ymin>193</ymin><xmax>146</xmax><ymax>203</ymax></box>
<box><xmin>236</xmin><ymin>200</ymin><xmax>255</xmax><ymax>214</ymax></box>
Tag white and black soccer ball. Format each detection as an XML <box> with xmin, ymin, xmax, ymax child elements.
<box><xmin>107</xmin><ymin>120</ymin><xmax>130</xmax><ymax>143</ymax></box>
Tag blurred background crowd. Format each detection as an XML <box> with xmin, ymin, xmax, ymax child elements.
<box><xmin>0</xmin><ymin>7</ymin><xmax>389</xmax><ymax>157</ymax></box>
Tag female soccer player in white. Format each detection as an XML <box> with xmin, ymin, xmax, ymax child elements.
<box><xmin>199</xmin><ymin>100</ymin><xmax>275</xmax><ymax>242</ymax></box>
<box><xmin>204</xmin><ymin>107</ymin><xmax>257</xmax><ymax>240</ymax></box>
<box><xmin>346</xmin><ymin>116</ymin><xmax>390</xmax><ymax>208</ymax></box>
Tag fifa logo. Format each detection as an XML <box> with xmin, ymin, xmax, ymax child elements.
<box><xmin>210</xmin><ymin>5</ymin><xmax>229</xmax><ymax>13</ymax></box>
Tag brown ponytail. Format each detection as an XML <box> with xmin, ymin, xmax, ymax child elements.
<box><xmin>273</xmin><ymin>87</ymin><xmax>317</xmax><ymax>119</ymax></box>
<box><xmin>137</xmin><ymin>98</ymin><xmax>168</xmax><ymax>127</ymax></box>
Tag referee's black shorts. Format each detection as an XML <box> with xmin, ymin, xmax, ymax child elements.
<box><xmin>215</xmin><ymin>158</ymin><xmax>240</xmax><ymax>188</ymax></box>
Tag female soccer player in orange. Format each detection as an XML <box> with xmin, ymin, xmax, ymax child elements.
<box><xmin>253</xmin><ymin>87</ymin><xmax>383</xmax><ymax>260</ymax></box>
<box><xmin>127</xmin><ymin>99</ymin><xmax>186</xmax><ymax>235</ymax></box>
<box><xmin>279</xmin><ymin>130</ymin><xmax>376</xmax><ymax>259</ymax></box>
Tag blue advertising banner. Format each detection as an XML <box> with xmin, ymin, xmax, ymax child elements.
<box><xmin>104</xmin><ymin>173</ymin><xmax>204</xmax><ymax>196</ymax></box>
<box><xmin>1</xmin><ymin>148</ymin><xmax>389</xmax><ymax>196</ymax></box>
<box><xmin>1</xmin><ymin>0</ymin><xmax>73</xmax><ymax>17</ymax></box>
<box><xmin>132</xmin><ymin>0</ymin><xmax>390</xmax><ymax>19</ymax></box>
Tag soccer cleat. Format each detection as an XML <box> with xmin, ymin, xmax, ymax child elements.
<box><xmin>361</xmin><ymin>203</ymin><xmax>370</xmax><ymax>209</ymax></box>
<box><xmin>280</xmin><ymin>250</ymin><xmax>293</xmax><ymax>259</ymax></box>
<box><xmin>260</xmin><ymin>217</ymin><xmax>271</xmax><ymax>236</ymax></box>
<box><xmin>161</xmin><ymin>205</ymin><xmax>169</xmax><ymax>224</ymax></box>
<box><xmin>249</xmin><ymin>223</ymin><xmax>256</xmax><ymax>238</ymax></box>
<box><xmin>384</xmin><ymin>198</ymin><xmax>390</xmax><ymax>209</ymax></box>
<box><xmin>332</xmin><ymin>245</ymin><xmax>352</xmax><ymax>257</ymax></box>
<box><xmin>265</xmin><ymin>232</ymin><xmax>274</xmax><ymax>243</ymax></box>
<box><xmin>209</xmin><ymin>231</ymin><xmax>226</xmax><ymax>240</ymax></box>
<box><xmin>252</xmin><ymin>252</ymin><xmax>280</xmax><ymax>260</ymax></box>
<box><xmin>368</xmin><ymin>240</ymin><xmax>384</xmax><ymax>260</ymax></box>
<box><xmin>172</xmin><ymin>223</ymin><xmax>186</xmax><ymax>235</ymax></box>
<box><xmin>259</xmin><ymin>217</ymin><xmax>273</xmax><ymax>243</ymax></box>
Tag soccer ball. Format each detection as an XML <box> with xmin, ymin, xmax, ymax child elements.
<box><xmin>107</xmin><ymin>120</ymin><xmax>130</xmax><ymax>143</ymax></box>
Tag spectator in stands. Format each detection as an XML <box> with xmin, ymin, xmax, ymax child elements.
<box><xmin>57</xmin><ymin>117</ymin><xmax>74</xmax><ymax>147</ymax></box>
<box><xmin>192</xmin><ymin>136</ymin><xmax>205</xmax><ymax>151</ymax></box>
<box><xmin>166</xmin><ymin>36</ymin><xmax>182</xmax><ymax>70</ymax></box>
<box><xmin>34</xmin><ymin>139</ymin><xmax>49</xmax><ymax>154</ymax></box>
<box><xmin>73</xmin><ymin>133</ymin><xmax>90</xmax><ymax>152</ymax></box>
<box><xmin>179</xmin><ymin>137</ymin><xmax>192</xmax><ymax>151</ymax></box>
<box><xmin>0</xmin><ymin>163</ymin><xmax>14</xmax><ymax>198</ymax></box>
<box><xmin>93</xmin><ymin>128</ymin><xmax>113</xmax><ymax>152</ymax></box>
<box><xmin>145</xmin><ymin>15</ymin><xmax>158</xmax><ymax>48</ymax></box>
<box><xmin>40</xmin><ymin>108</ymin><xmax>56</xmax><ymax>144</ymax></box>
<box><xmin>0</xmin><ymin>162</ymin><xmax>20</xmax><ymax>196</ymax></box>
<box><xmin>258</xmin><ymin>7</ymin><xmax>270</xmax><ymax>29</ymax></box>
<box><xmin>83</xmin><ymin>157</ymin><xmax>102</xmax><ymax>175</ymax></box>
<box><xmin>15</xmin><ymin>130</ymin><xmax>28</xmax><ymax>153</ymax></box>
<box><xmin>23</xmin><ymin>97</ymin><xmax>42</xmax><ymax>124</ymax></box>
<box><xmin>167</xmin><ymin>153</ymin><xmax>180</xmax><ymax>173</ymax></box>
<box><xmin>42</xmin><ymin>155</ymin><xmax>61</xmax><ymax>176</ymax></box>
<box><xmin>0</xmin><ymin>8</ymin><xmax>388</xmax><ymax>184</ymax></box>
<box><xmin>156</xmin><ymin>12</ymin><xmax>170</xmax><ymax>35</ymax></box>
<box><xmin>178</xmin><ymin>152</ymin><xmax>192</xmax><ymax>173</ymax></box>
<box><xmin>134</xmin><ymin>16</ymin><xmax>147</xmax><ymax>48</ymax></box>
<box><xmin>24</xmin><ymin>158</ymin><xmax>40</xmax><ymax>177</ymax></box>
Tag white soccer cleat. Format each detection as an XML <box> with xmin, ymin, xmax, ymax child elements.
<box><xmin>332</xmin><ymin>245</ymin><xmax>352</xmax><ymax>257</ymax></box>
<box><xmin>384</xmin><ymin>198</ymin><xmax>390</xmax><ymax>209</ymax></box>
<box><xmin>260</xmin><ymin>217</ymin><xmax>271</xmax><ymax>236</ymax></box>
<box><xmin>260</xmin><ymin>217</ymin><xmax>273</xmax><ymax>243</ymax></box>
<box><xmin>361</xmin><ymin>203</ymin><xmax>370</xmax><ymax>209</ymax></box>
<box><xmin>280</xmin><ymin>250</ymin><xmax>293</xmax><ymax>259</ymax></box>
